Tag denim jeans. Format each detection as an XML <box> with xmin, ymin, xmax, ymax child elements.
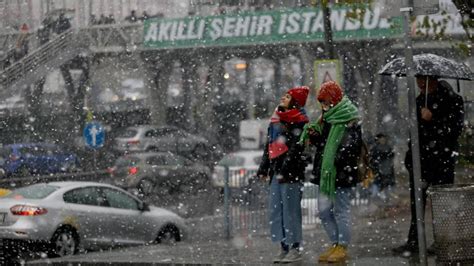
<box><xmin>269</xmin><ymin>177</ymin><xmax>303</xmax><ymax>246</ymax></box>
<box><xmin>318</xmin><ymin>187</ymin><xmax>352</xmax><ymax>246</ymax></box>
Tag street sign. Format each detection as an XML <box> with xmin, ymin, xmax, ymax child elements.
<box><xmin>376</xmin><ymin>0</ymin><xmax>439</xmax><ymax>18</ymax></box>
<box><xmin>314</xmin><ymin>59</ymin><xmax>342</xmax><ymax>87</ymax></box>
<box><xmin>83</xmin><ymin>121</ymin><xmax>105</xmax><ymax>149</ymax></box>
<box><xmin>375</xmin><ymin>0</ymin><xmax>404</xmax><ymax>18</ymax></box>
<box><xmin>413</xmin><ymin>0</ymin><xmax>440</xmax><ymax>16</ymax></box>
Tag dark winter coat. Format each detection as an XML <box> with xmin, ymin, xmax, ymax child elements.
<box><xmin>54</xmin><ymin>16</ymin><xmax>71</xmax><ymax>34</ymax></box>
<box><xmin>405</xmin><ymin>80</ymin><xmax>464</xmax><ymax>184</ymax></box>
<box><xmin>370</xmin><ymin>143</ymin><xmax>395</xmax><ymax>188</ymax></box>
<box><xmin>309</xmin><ymin>120</ymin><xmax>362</xmax><ymax>188</ymax></box>
<box><xmin>257</xmin><ymin>120</ymin><xmax>307</xmax><ymax>184</ymax></box>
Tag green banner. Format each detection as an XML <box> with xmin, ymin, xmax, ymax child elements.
<box><xmin>144</xmin><ymin>7</ymin><xmax>403</xmax><ymax>49</ymax></box>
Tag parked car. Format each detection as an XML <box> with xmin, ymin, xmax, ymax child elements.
<box><xmin>211</xmin><ymin>149</ymin><xmax>313</xmax><ymax>188</ymax></box>
<box><xmin>0</xmin><ymin>181</ymin><xmax>187</xmax><ymax>258</ymax></box>
<box><xmin>113</xmin><ymin>125</ymin><xmax>222</xmax><ymax>165</ymax></box>
<box><xmin>109</xmin><ymin>152</ymin><xmax>212</xmax><ymax>197</ymax></box>
<box><xmin>0</xmin><ymin>143</ymin><xmax>80</xmax><ymax>177</ymax></box>
<box><xmin>211</xmin><ymin>150</ymin><xmax>263</xmax><ymax>189</ymax></box>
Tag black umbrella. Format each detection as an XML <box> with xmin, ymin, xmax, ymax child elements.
<box><xmin>379</xmin><ymin>53</ymin><xmax>473</xmax><ymax>107</ymax></box>
<box><xmin>379</xmin><ymin>53</ymin><xmax>474</xmax><ymax>81</ymax></box>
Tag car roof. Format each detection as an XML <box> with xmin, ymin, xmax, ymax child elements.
<box><xmin>46</xmin><ymin>181</ymin><xmax>120</xmax><ymax>190</ymax></box>
<box><xmin>126</xmin><ymin>125</ymin><xmax>180</xmax><ymax>130</ymax></box>
<box><xmin>2</xmin><ymin>143</ymin><xmax>57</xmax><ymax>148</ymax></box>
<box><xmin>118</xmin><ymin>152</ymin><xmax>180</xmax><ymax>159</ymax></box>
<box><xmin>221</xmin><ymin>150</ymin><xmax>263</xmax><ymax>166</ymax></box>
<box><xmin>226</xmin><ymin>150</ymin><xmax>263</xmax><ymax>157</ymax></box>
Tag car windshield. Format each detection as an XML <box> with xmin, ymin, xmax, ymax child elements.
<box><xmin>5</xmin><ymin>184</ymin><xmax>59</xmax><ymax>199</ymax></box>
<box><xmin>118</xmin><ymin>129</ymin><xmax>138</xmax><ymax>138</ymax></box>
<box><xmin>218</xmin><ymin>154</ymin><xmax>245</xmax><ymax>167</ymax></box>
<box><xmin>115</xmin><ymin>157</ymin><xmax>140</xmax><ymax>167</ymax></box>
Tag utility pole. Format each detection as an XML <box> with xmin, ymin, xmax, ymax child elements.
<box><xmin>321</xmin><ymin>1</ymin><xmax>336</xmax><ymax>59</ymax></box>
<box><xmin>401</xmin><ymin>0</ymin><xmax>427</xmax><ymax>265</ymax></box>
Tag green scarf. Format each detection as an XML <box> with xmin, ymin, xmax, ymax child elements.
<box><xmin>305</xmin><ymin>96</ymin><xmax>359</xmax><ymax>198</ymax></box>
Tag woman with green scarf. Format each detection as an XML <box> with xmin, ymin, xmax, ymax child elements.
<box><xmin>303</xmin><ymin>81</ymin><xmax>362</xmax><ymax>263</ymax></box>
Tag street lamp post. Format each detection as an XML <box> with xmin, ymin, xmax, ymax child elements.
<box><xmin>401</xmin><ymin>0</ymin><xmax>427</xmax><ymax>265</ymax></box>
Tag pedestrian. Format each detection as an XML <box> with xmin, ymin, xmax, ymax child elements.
<box><xmin>257</xmin><ymin>86</ymin><xmax>310</xmax><ymax>263</ymax></box>
<box><xmin>303</xmin><ymin>81</ymin><xmax>361</xmax><ymax>263</ymax></box>
<box><xmin>89</xmin><ymin>14</ymin><xmax>97</xmax><ymax>25</ymax></box>
<box><xmin>392</xmin><ymin>76</ymin><xmax>464</xmax><ymax>255</ymax></box>
<box><xmin>125</xmin><ymin>10</ymin><xmax>138</xmax><ymax>23</ymax></box>
<box><xmin>54</xmin><ymin>13</ymin><xmax>71</xmax><ymax>34</ymax></box>
<box><xmin>98</xmin><ymin>14</ymin><xmax>107</xmax><ymax>25</ymax></box>
<box><xmin>369</xmin><ymin>133</ymin><xmax>395</xmax><ymax>203</ymax></box>
<box><xmin>14</xmin><ymin>23</ymin><xmax>29</xmax><ymax>61</ymax></box>
<box><xmin>38</xmin><ymin>17</ymin><xmax>53</xmax><ymax>45</ymax></box>
<box><xmin>107</xmin><ymin>14</ymin><xmax>116</xmax><ymax>24</ymax></box>
<box><xmin>139</xmin><ymin>11</ymin><xmax>149</xmax><ymax>21</ymax></box>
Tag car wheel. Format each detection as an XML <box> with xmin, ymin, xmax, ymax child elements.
<box><xmin>50</xmin><ymin>227</ymin><xmax>79</xmax><ymax>257</ymax></box>
<box><xmin>156</xmin><ymin>224</ymin><xmax>180</xmax><ymax>244</ymax></box>
<box><xmin>137</xmin><ymin>178</ymin><xmax>156</xmax><ymax>196</ymax></box>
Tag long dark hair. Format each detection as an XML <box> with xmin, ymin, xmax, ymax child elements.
<box><xmin>278</xmin><ymin>98</ymin><xmax>300</xmax><ymax>112</ymax></box>
<box><xmin>288</xmin><ymin>98</ymin><xmax>301</xmax><ymax>110</ymax></box>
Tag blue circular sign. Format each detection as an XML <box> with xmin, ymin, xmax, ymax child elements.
<box><xmin>83</xmin><ymin>122</ymin><xmax>105</xmax><ymax>149</ymax></box>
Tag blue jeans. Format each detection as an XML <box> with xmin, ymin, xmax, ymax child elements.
<box><xmin>318</xmin><ymin>187</ymin><xmax>352</xmax><ymax>246</ymax></box>
<box><xmin>269</xmin><ymin>177</ymin><xmax>303</xmax><ymax>246</ymax></box>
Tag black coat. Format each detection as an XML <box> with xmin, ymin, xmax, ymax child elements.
<box><xmin>257</xmin><ymin>119</ymin><xmax>307</xmax><ymax>184</ymax></box>
<box><xmin>405</xmin><ymin>80</ymin><xmax>464</xmax><ymax>184</ymax></box>
<box><xmin>370</xmin><ymin>143</ymin><xmax>395</xmax><ymax>188</ymax></box>
<box><xmin>309</xmin><ymin>120</ymin><xmax>362</xmax><ymax>188</ymax></box>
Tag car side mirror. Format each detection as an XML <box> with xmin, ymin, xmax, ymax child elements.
<box><xmin>139</xmin><ymin>201</ymin><xmax>150</xmax><ymax>212</ymax></box>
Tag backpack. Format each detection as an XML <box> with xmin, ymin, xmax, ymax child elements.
<box><xmin>358</xmin><ymin>140</ymin><xmax>374</xmax><ymax>188</ymax></box>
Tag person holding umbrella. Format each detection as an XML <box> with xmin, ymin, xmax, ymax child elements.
<box><xmin>392</xmin><ymin>75</ymin><xmax>464</xmax><ymax>255</ymax></box>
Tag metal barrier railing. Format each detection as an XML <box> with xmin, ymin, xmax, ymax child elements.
<box><xmin>221</xmin><ymin>168</ymin><xmax>371</xmax><ymax>238</ymax></box>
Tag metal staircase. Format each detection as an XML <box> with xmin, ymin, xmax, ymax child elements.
<box><xmin>0</xmin><ymin>23</ymin><xmax>142</xmax><ymax>91</ymax></box>
<box><xmin>0</xmin><ymin>29</ymin><xmax>87</xmax><ymax>90</ymax></box>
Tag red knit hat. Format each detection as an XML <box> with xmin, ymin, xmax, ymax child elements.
<box><xmin>287</xmin><ymin>86</ymin><xmax>310</xmax><ymax>107</ymax></box>
<box><xmin>317</xmin><ymin>81</ymin><xmax>343</xmax><ymax>105</ymax></box>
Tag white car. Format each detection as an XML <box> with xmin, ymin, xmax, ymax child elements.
<box><xmin>211</xmin><ymin>150</ymin><xmax>263</xmax><ymax>188</ymax></box>
<box><xmin>212</xmin><ymin>150</ymin><xmax>314</xmax><ymax>189</ymax></box>
<box><xmin>0</xmin><ymin>182</ymin><xmax>187</xmax><ymax>258</ymax></box>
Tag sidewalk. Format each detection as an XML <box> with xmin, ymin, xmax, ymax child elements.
<box><xmin>28</xmin><ymin>188</ymin><xmax>439</xmax><ymax>265</ymax></box>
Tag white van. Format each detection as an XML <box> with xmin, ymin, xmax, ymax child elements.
<box><xmin>239</xmin><ymin>119</ymin><xmax>268</xmax><ymax>150</ymax></box>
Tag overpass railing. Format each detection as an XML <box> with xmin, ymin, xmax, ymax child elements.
<box><xmin>0</xmin><ymin>29</ymin><xmax>82</xmax><ymax>88</ymax></box>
